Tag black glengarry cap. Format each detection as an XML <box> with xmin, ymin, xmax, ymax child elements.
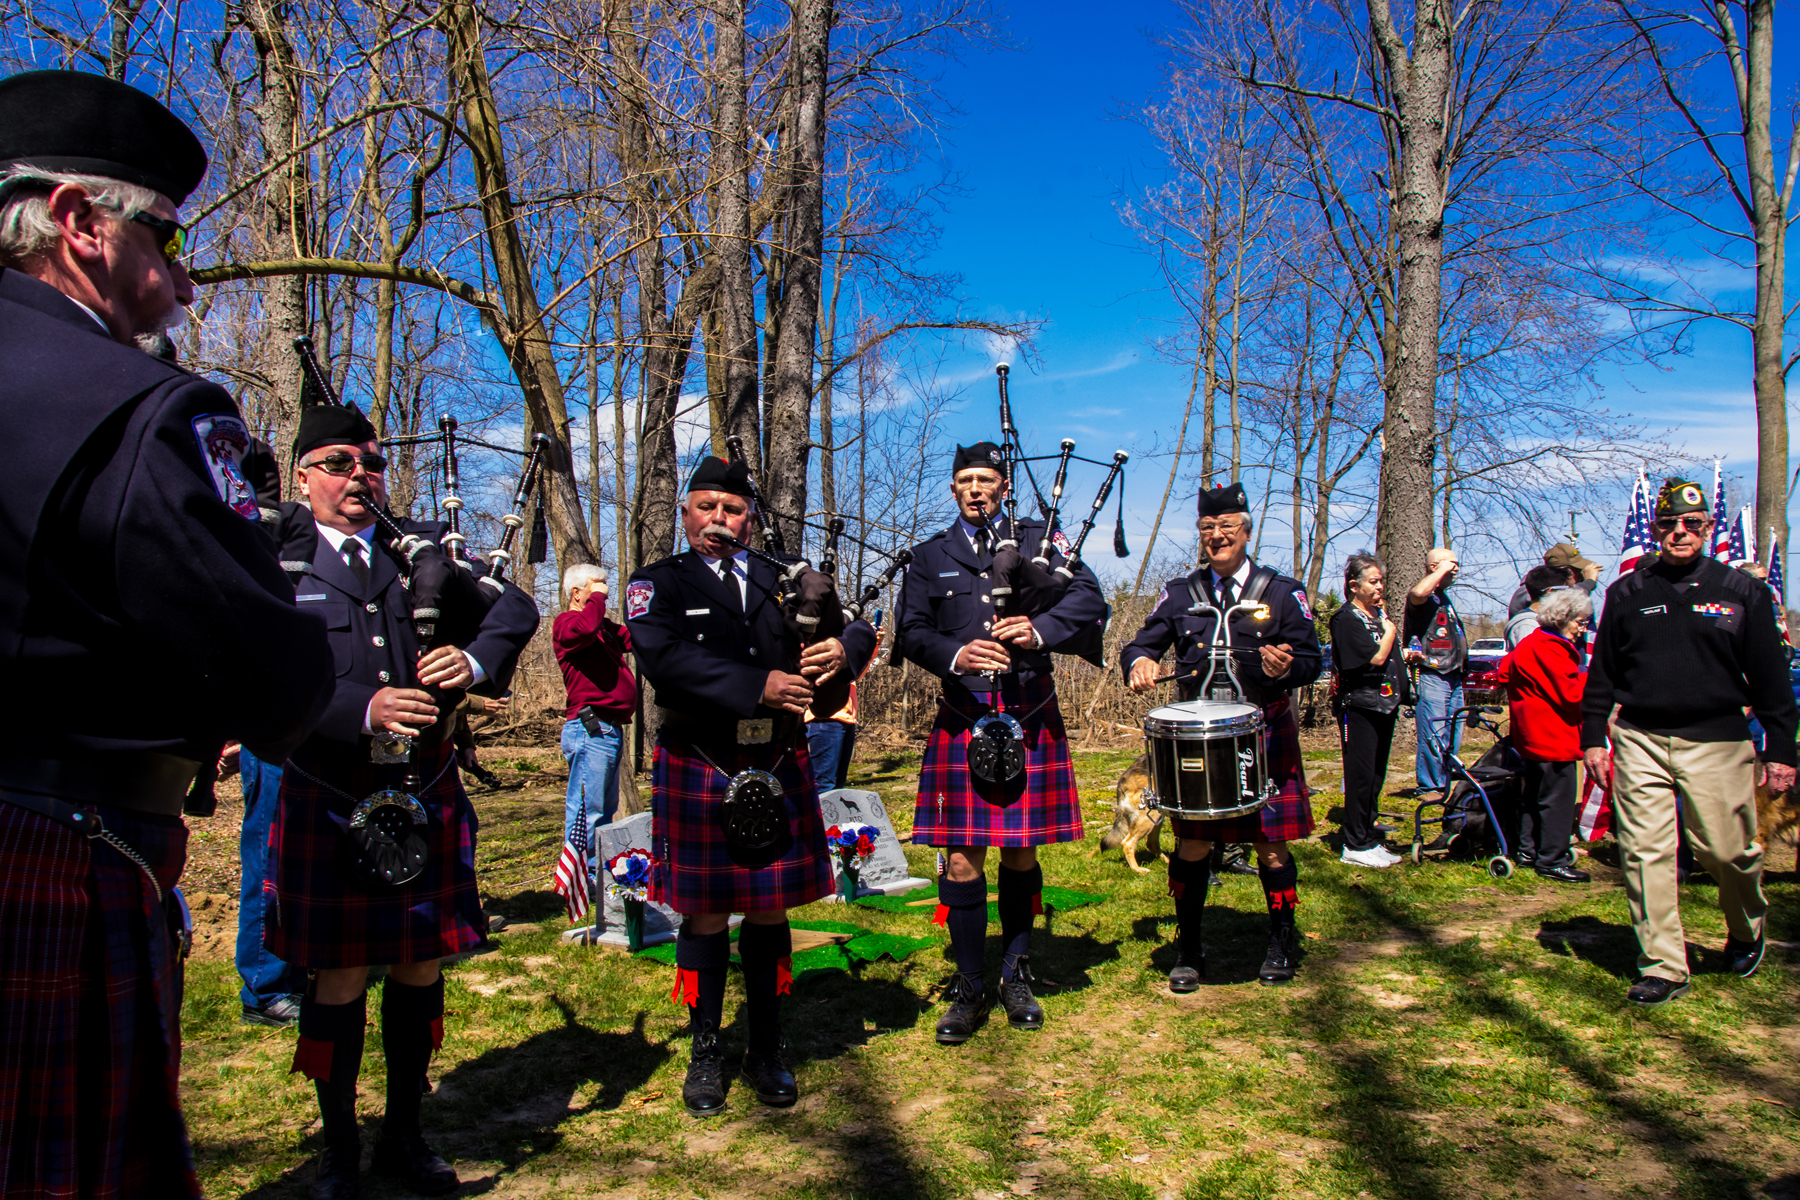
<box><xmin>1198</xmin><ymin>482</ymin><xmax>1250</xmax><ymax>517</ymax></box>
<box><xmin>952</xmin><ymin>442</ymin><xmax>1006</xmax><ymax>477</ymax></box>
<box><xmin>686</xmin><ymin>455</ymin><xmax>754</xmax><ymax>497</ymax></box>
<box><xmin>0</xmin><ymin>70</ymin><xmax>208</xmax><ymax>204</ymax></box>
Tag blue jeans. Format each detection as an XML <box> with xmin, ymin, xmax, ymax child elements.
<box><xmin>237</xmin><ymin>749</ymin><xmax>305</xmax><ymax>1008</ymax></box>
<box><xmin>561</xmin><ymin>718</ymin><xmax>623</xmax><ymax>884</ymax></box>
<box><xmin>1414</xmin><ymin>670</ymin><xmax>1465</xmax><ymax>792</ymax></box>
<box><xmin>806</xmin><ymin>721</ymin><xmax>857</xmax><ymax>793</ymax></box>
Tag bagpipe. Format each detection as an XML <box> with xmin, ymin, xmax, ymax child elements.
<box><xmin>967</xmin><ymin>362</ymin><xmax>1131</xmax><ymax>785</ymax></box>
<box><xmin>714</xmin><ymin>436</ymin><xmax>912</xmax><ymax>718</ymax></box>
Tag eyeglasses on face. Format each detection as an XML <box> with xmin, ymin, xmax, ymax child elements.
<box><xmin>1198</xmin><ymin>520</ymin><xmax>1246</xmax><ymax>535</ymax></box>
<box><xmin>1654</xmin><ymin>515</ymin><xmax>1708</xmax><ymax>534</ymax></box>
<box><xmin>303</xmin><ymin>452</ymin><xmax>387</xmax><ymax>476</ymax></box>
<box><xmin>128</xmin><ymin>212</ymin><xmax>188</xmax><ymax>264</ymax></box>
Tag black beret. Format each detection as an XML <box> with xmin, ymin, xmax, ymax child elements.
<box><xmin>952</xmin><ymin>442</ymin><xmax>1007</xmax><ymax>477</ymax></box>
<box><xmin>1655</xmin><ymin>477</ymin><xmax>1709</xmax><ymax>519</ymax></box>
<box><xmin>1197</xmin><ymin>482</ymin><xmax>1250</xmax><ymax>517</ymax></box>
<box><xmin>293</xmin><ymin>404</ymin><xmax>377</xmax><ymax>462</ymax></box>
<box><xmin>686</xmin><ymin>455</ymin><xmax>754</xmax><ymax>497</ymax></box>
<box><xmin>0</xmin><ymin>71</ymin><xmax>208</xmax><ymax>204</ymax></box>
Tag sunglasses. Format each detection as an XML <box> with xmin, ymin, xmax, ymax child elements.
<box><xmin>1654</xmin><ymin>515</ymin><xmax>1708</xmax><ymax>534</ymax></box>
<box><xmin>129</xmin><ymin>212</ymin><xmax>189</xmax><ymax>264</ymax></box>
<box><xmin>303</xmin><ymin>452</ymin><xmax>387</xmax><ymax>476</ymax></box>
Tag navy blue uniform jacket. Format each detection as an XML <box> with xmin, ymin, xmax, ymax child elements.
<box><xmin>0</xmin><ymin>269</ymin><xmax>332</xmax><ymax>764</ymax></box>
<box><xmin>285</xmin><ymin>508</ymin><xmax>540</xmax><ymax>752</ymax></box>
<box><xmin>1119</xmin><ymin>563</ymin><xmax>1323</xmax><ymax>705</ymax></box>
<box><xmin>898</xmin><ymin>515</ymin><xmax>1107</xmax><ymax>688</ymax></box>
<box><xmin>627</xmin><ymin>550</ymin><xmax>875</xmax><ymax>725</ymax></box>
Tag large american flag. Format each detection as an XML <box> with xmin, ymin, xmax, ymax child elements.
<box><xmin>1617</xmin><ymin>471</ymin><xmax>1654</xmax><ymax>576</ymax></box>
<box><xmin>1711</xmin><ymin>460</ymin><xmax>1732</xmax><ymax>559</ymax></box>
<box><xmin>553</xmin><ymin>787</ymin><xmax>591</xmax><ymax>923</ymax></box>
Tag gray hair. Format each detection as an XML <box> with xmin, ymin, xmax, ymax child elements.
<box><xmin>0</xmin><ymin>166</ymin><xmax>161</xmax><ymax>266</ymax></box>
<box><xmin>1536</xmin><ymin>587</ymin><xmax>1593</xmax><ymax>630</ymax></box>
<box><xmin>562</xmin><ymin>562</ymin><xmax>607</xmax><ymax>602</ymax></box>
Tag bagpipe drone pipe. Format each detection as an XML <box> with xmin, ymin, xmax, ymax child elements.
<box><xmin>982</xmin><ymin>362</ymin><xmax>1128</xmax><ymax>668</ymax></box>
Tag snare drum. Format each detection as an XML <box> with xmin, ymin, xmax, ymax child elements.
<box><xmin>1142</xmin><ymin>700</ymin><xmax>1273</xmax><ymax>820</ymax></box>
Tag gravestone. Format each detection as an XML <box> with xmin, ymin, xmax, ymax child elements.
<box><xmin>817</xmin><ymin>788</ymin><xmax>930</xmax><ymax>900</ymax></box>
<box><xmin>561</xmin><ymin>810</ymin><xmax>681</xmax><ymax>948</ymax></box>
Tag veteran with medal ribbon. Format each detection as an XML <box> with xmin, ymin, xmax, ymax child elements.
<box><xmin>1120</xmin><ymin>482</ymin><xmax>1323</xmax><ymax>989</ymax></box>
<box><xmin>626</xmin><ymin>456</ymin><xmax>877</xmax><ymax>1118</ymax></box>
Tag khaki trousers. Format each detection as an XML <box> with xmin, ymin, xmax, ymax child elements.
<box><xmin>1610</xmin><ymin>719</ymin><xmax>1766</xmax><ymax>982</ymax></box>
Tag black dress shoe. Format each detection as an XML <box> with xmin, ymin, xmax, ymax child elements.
<box><xmin>370</xmin><ymin>1132</ymin><xmax>458</xmax><ymax>1196</ymax></box>
<box><xmin>999</xmin><ymin>961</ymin><xmax>1044</xmax><ymax>1031</ymax></box>
<box><xmin>309</xmin><ymin>1142</ymin><xmax>360</xmax><ymax>1200</ymax></box>
<box><xmin>1515</xmin><ymin>853</ymin><xmax>1537</xmax><ymax>869</ymax></box>
<box><xmin>1626</xmin><ymin>976</ymin><xmax>1690</xmax><ymax>1007</ymax></box>
<box><xmin>1724</xmin><ymin>933</ymin><xmax>1766</xmax><ymax>978</ymax></box>
<box><xmin>934</xmin><ymin>974</ymin><xmax>986</xmax><ymax>1045</ymax></box>
<box><xmin>1259</xmin><ymin>927</ymin><xmax>1300</xmax><ymax>985</ymax></box>
<box><xmin>1220</xmin><ymin>845</ymin><xmax>1260</xmax><ymax>876</ymax></box>
<box><xmin>1534</xmin><ymin>864</ymin><xmax>1590</xmax><ymax>883</ymax></box>
<box><xmin>682</xmin><ymin>1023</ymin><xmax>728</xmax><ymax>1117</ymax></box>
<box><xmin>1167</xmin><ymin>954</ymin><xmax>1204</xmax><ymax>994</ymax></box>
<box><xmin>741</xmin><ymin>1039</ymin><xmax>798</xmax><ymax>1107</ymax></box>
<box><xmin>243</xmin><ymin>994</ymin><xmax>303</xmax><ymax>1027</ymax></box>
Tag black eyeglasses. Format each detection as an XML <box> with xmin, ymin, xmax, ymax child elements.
<box><xmin>1655</xmin><ymin>515</ymin><xmax>1708</xmax><ymax>534</ymax></box>
<box><xmin>129</xmin><ymin>212</ymin><xmax>188</xmax><ymax>264</ymax></box>
<box><xmin>303</xmin><ymin>452</ymin><xmax>387</xmax><ymax>476</ymax></box>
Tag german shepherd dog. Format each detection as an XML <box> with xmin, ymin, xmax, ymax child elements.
<box><xmin>1099</xmin><ymin>753</ymin><xmax>1164</xmax><ymax>872</ymax></box>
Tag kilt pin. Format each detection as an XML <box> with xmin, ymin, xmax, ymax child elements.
<box><xmin>266</xmin><ymin>739</ymin><xmax>486</xmax><ymax>969</ymax></box>
<box><xmin>0</xmin><ymin>803</ymin><xmax>198</xmax><ymax>1200</ymax></box>
<box><xmin>1168</xmin><ymin>696</ymin><xmax>1313</xmax><ymax>844</ymax></box>
<box><xmin>650</xmin><ymin>731</ymin><xmax>835</xmax><ymax>914</ymax></box>
<box><xmin>913</xmin><ymin>676</ymin><xmax>1085</xmax><ymax>848</ymax></box>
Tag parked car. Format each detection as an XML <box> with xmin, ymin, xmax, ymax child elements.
<box><xmin>1465</xmin><ymin>637</ymin><xmax>1507</xmax><ymax>697</ymax></box>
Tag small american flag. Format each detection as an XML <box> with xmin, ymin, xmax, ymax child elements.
<box><xmin>1770</xmin><ymin>534</ymin><xmax>1785</xmax><ymax>609</ymax></box>
<box><xmin>1617</xmin><ymin>471</ymin><xmax>1654</xmax><ymax>576</ymax></box>
<box><xmin>553</xmin><ymin>787</ymin><xmax>591</xmax><ymax>923</ymax></box>
<box><xmin>1711</xmin><ymin>460</ymin><xmax>1732</xmax><ymax>559</ymax></box>
<box><xmin>1727</xmin><ymin>505</ymin><xmax>1756</xmax><ymax>565</ymax></box>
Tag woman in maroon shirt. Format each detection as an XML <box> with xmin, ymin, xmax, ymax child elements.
<box><xmin>555</xmin><ymin>564</ymin><xmax>639</xmax><ymax>876</ymax></box>
<box><xmin>1497</xmin><ymin>586</ymin><xmax>1592</xmax><ymax>882</ymax></box>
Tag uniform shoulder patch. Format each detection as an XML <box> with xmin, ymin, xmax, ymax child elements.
<box><xmin>1052</xmin><ymin>528</ymin><xmax>1071</xmax><ymax>556</ymax></box>
<box><xmin>190</xmin><ymin>413</ymin><xmax>259</xmax><ymax>518</ymax></box>
<box><xmin>626</xmin><ymin>579</ymin><xmax>654</xmax><ymax>620</ymax></box>
<box><xmin>1153</xmin><ymin>585</ymin><xmax>1168</xmax><ymax>610</ymax></box>
<box><xmin>1292</xmin><ymin>589</ymin><xmax>1315</xmax><ymax>621</ymax></box>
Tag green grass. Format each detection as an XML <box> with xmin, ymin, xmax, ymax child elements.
<box><xmin>181</xmin><ymin>745</ymin><xmax>1800</xmax><ymax>1199</ymax></box>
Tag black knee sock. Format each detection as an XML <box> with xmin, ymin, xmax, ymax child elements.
<box><xmin>937</xmin><ymin>875</ymin><xmax>989</xmax><ymax>985</ymax></box>
<box><xmin>736</xmin><ymin>921</ymin><xmax>792</xmax><ymax>1053</ymax></box>
<box><xmin>996</xmin><ymin>864</ymin><xmax>1041</xmax><ymax>981</ymax></box>
<box><xmin>380</xmin><ymin>976</ymin><xmax>443</xmax><ymax>1140</ymax></box>
<box><xmin>294</xmin><ymin>991</ymin><xmax>366</xmax><ymax>1147</ymax></box>
<box><xmin>674</xmin><ymin>923</ymin><xmax>732</xmax><ymax>1046</ymax></box>
<box><xmin>1168</xmin><ymin>855</ymin><xmax>1207</xmax><ymax>963</ymax></box>
<box><xmin>1259</xmin><ymin>859</ymin><xmax>1299</xmax><ymax>938</ymax></box>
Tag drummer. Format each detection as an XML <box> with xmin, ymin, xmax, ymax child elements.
<box><xmin>1121</xmin><ymin>482</ymin><xmax>1323</xmax><ymax>989</ymax></box>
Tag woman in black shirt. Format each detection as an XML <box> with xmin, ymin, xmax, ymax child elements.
<box><xmin>1330</xmin><ymin>553</ymin><xmax>1406</xmax><ymax>867</ymax></box>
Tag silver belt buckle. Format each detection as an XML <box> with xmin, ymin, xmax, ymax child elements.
<box><xmin>737</xmin><ymin>718</ymin><xmax>773</xmax><ymax>745</ymax></box>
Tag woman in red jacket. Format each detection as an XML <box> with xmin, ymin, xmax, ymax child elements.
<box><xmin>1498</xmin><ymin>587</ymin><xmax>1593</xmax><ymax>882</ymax></box>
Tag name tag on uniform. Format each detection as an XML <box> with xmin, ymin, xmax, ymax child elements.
<box><xmin>297</xmin><ymin>593</ymin><xmax>328</xmax><ymax>602</ymax></box>
<box><xmin>1640</xmin><ymin>604</ymin><xmax>1667</xmax><ymax>615</ymax></box>
<box><xmin>737</xmin><ymin>718</ymin><xmax>773</xmax><ymax>744</ymax></box>
<box><xmin>939</xmin><ymin>571</ymin><xmax>960</xmax><ymax>578</ymax></box>
<box><xmin>686</xmin><ymin>608</ymin><xmax>711</xmax><ymax>616</ymax></box>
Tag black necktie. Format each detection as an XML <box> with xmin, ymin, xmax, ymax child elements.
<box><xmin>720</xmin><ymin>559</ymin><xmax>743</xmax><ymax>611</ymax></box>
<box><xmin>1216</xmin><ymin>577</ymin><xmax>1235</xmax><ymax>611</ymax></box>
<box><xmin>974</xmin><ymin>528</ymin><xmax>990</xmax><ymax>559</ymax></box>
<box><xmin>346</xmin><ymin>538</ymin><xmax>370</xmax><ymax>591</ymax></box>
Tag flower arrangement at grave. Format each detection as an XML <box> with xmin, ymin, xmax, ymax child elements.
<box><xmin>825</xmin><ymin>824</ymin><xmax>879</xmax><ymax>899</ymax></box>
<box><xmin>605</xmin><ymin>848</ymin><xmax>656</xmax><ymax>900</ymax></box>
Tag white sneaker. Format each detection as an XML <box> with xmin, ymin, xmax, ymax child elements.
<box><xmin>1340</xmin><ymin>847</ymin><xmax>1396</xmax><ymax>868</ymax></box>
<box><xmin>1373</xmin><ymin>845</ymin><xmax>1404</xmax><ymax>864</ymax></box>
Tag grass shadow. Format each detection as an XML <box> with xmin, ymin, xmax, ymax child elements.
<box><xmin>1535</xmin><ymin>913</ymin><xmax>1639</xmax><ymax>980</ymax></box>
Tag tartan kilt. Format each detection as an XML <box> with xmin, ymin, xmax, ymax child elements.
<box><xmin>1169</xmin><ymin>697</ymin><xmax>1314</xmax><ymax>844</ymax></box>
<box><xmin>913</xmin><ymin>676</ymin><xmax>1085</xmax><ymax>848</ymax></box>
<box><xmin>649</xmin><ymin>728</ymin><xmax>834</xmax><ymax>914</ymax></box>
<box><xmin>0</xmin><ymin>800</ymin><xmax>198</xmax><ymax>1199</ymax></box>
<box><xmin>267</xmin><ymin>740</ymin><xmax>485</xmax><ymax>968</ymax></box>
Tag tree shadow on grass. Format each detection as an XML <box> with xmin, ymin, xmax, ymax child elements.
<box><xmin>1292</xmin><ymin>868</ymin><xmax>1796</xmax><ymax>1200</ymax></box>
<box><xmin>1536</xmin><ymin>913</ymin><xmax>1639</xmax><ymax>980</ymax></box>
<box><xmin>1128</xmin><ymin>899</ymin><xmax>1273</xmax><ymax>986</ymax></box>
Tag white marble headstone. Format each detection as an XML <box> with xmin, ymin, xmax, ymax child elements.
<box><xmin>561</xmin><ymin>810</ymin><xmax>682</xmax><ymax>948</ymax></box>
<box><xmin>817</xmin><ymin>788</ymin><xmax>930</xmax><ymax>900</ymax></box>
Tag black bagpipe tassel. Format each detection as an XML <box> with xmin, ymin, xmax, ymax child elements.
<box><xmin>528</xmin><ymin>494</ymin><xmax>549</xmax><ymax>564</ymax></box>
<box><xmin>1113</xmin><ymin>469</ymin><xmax>1129</xmax><ymax>558</ymax></box>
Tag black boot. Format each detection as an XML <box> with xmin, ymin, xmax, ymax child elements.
<box><xmin>996</xmin><ymin>865</ymin><xmax>1044</xmax><ymax>1031</ymax></box>
<box><xmin>683</xmin><ymin>1020</ymin><xmax>729</xmax><ymax>1116</ymax></box>
<box><xmin>371</xmin><ymin>978</ymin><xmax>459</xmax><ymax>1196</ymax></box>
<box><xmin>1258</xmin><ymin>859</ymin><xmax>1301</xmax><ymax>985</ymax></box>
<box><xmin>998</xmin><ymin>957</ymin><xmax>1044</xmax><ymax>1030</ymax></box>
<box><xmin>294</xmin><ymin>993</ymin><xmax>366</xmax><ymax>1200</ymax></box>
<box><xmin>1168</xmin><ymin>853</ymin><xmax>1207</xmax><ymax>993</ymax></box>
<box><xmin>1259</xmin><ymin>925</ymin><xmax>1299</xmax><ymax>985</ymax></box>
<box><xmin>737</xmin><ymin>921</ymin><xmax>798</xmax><ymax>1107</ymax></box>
<box><xmin>934</xmin><ymin>972</ymin><xmax>987</xmax><ymax>1045</ymax></box>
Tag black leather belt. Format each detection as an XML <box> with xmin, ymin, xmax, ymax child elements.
<box><xmin>659</xmin><ymin>709</ymin><xmax>801</xmax><ymax>747</ymax></box>
<box><xmin>0</xmin><ymin>753</ymin><xmax>199</xmax><ymax>817</ymax></box>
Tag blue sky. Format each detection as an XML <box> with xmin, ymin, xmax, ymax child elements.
<box><xmin>901</xmin><ymin>1</ymin><xmax>1796</xmax><ymax>603</ymax></box>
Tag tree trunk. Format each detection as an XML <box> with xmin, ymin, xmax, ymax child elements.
<box><xmin>1743</xmin><ymin>0</ymin><xmax>1789</xmax><ymax>561</ymax></box>
<box><xmin>763</xmin><ymin>0</ymin><xmax>833</xmax><ymax>551</ymax></box>
<box><xmin>442</xmin><ymin>0</ymin><xmax>596</xmax><ymax>570</ymax></box>
<box><xmin>1368</xmin><ymin>0</ymin><xmax>1450</xmax><ymax>612</ymax></box>
<box><xmin>713</xmin><ymin>0</ymin><xmax>762</xmax><ymax>473</ymax></box>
